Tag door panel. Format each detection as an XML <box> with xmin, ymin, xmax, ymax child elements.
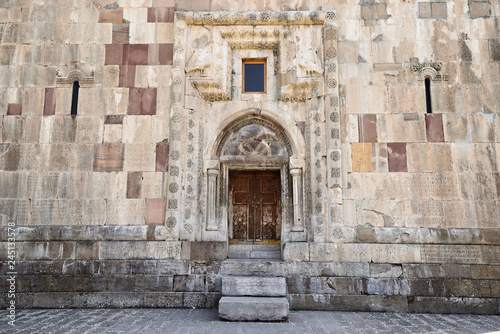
<box><xmin>229</xmin><ymin>170</ymin><xmax>280</xmax><ymax>243</ymax></box>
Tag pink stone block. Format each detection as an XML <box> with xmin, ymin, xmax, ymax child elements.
<box><xmin>99</xmin><ymin>8</ymin><xmax>124</xmax><ymax>23</ymax></box>
<box><xmin>159</xmin><ymin>43</ymin><xmax>173</xmax><ymax>65</ymax></box>
<box><xmin>43</xmin><ymin>88</ymin><xmax>56</xmax><ymax>116</ymax></box>
<box><xmin>425</xmin><ymin>114</ymin><xmax>445</xmax><ymax>142</ymax></box>
<box><xmin>119</xmin><ymin>65</ymin><xmax>136</xmax><ymax>87</ymax></box>
<box><xmin>146</xmin><ymin>198</ymin><xmax>166</xmax><ymax>225</ymax></box>
<box><xmin>7</xmin><ymin>103</ymin><xmax>22</xmax><ymax>115</ymax></box>
<box><xmin>156</xmin><ymin>141</ymin><xmax>169</xmax><ymax>172</ymax></box>
<box><xmin>105</xmin><ymin>44</ymin><xmax>123</xmax><ymax>65</ymax></box>
<box><xmin>387</xmin><ymin>142</ymin><xmax>407</xmax><ymax>172</ymax></box>
<box><xmin>123</xmin><ymin>44</ymin><xmax>149</xmax><ymax>66</ymax></box>
<box><xmin>93</xmin><ymin>143</ymin><xmax>124</xmax><ymax>172</ymax></box>
<box><xmin>147</xmin><ymin>7</ymin><xmax>174</xmax><ymax>23</ymax></box>
<box><xmin>358</xmin><ymin>114</ymin><xmax>377</xmax><ymax>142</ymax></box>
<box><xmin>128</xmin><ymin>88</ymin><xmax>157</xmax><ymax>115</ymax></box>
<box><xmin>127</xmin><ymin>172</ymin><xmax>142</xmax><ymax>199</ymax></box>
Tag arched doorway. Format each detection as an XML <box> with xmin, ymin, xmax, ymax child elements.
<box><xmin>212</xmin><ymin>116</ymin><xmax>298</xmax><ymax>259</ymax></box>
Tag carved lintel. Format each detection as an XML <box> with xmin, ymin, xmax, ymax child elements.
<box><xmin>190</xmin><ymin>79</ymin><xmax>231</xmax><ymax>102</ymax></box>
<box><xmin>279</xmin><ymin>80</ymin><xmax>321</xmax><ymax>102</ymax></box>
<box><xmin>409</xmin><ymin>58</ymin><xmax>448</xmax><ymax>81</ymax></box>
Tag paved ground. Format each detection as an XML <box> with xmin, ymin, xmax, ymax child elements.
<box><xmin>1</xmin><ymin>309</ymin><xmax>500</xmax><ymax>334</ymax></box>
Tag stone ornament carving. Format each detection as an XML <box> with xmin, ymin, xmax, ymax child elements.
<box><xmin>190</xmin><ymin>80</ymin><xmax>230</xmax><ymax>102</ymax></box>
<box><xmin>295</xmin><ymin>48</ymin><xmax>324</xmax><ymax>77</ymax></box>
<box><xmin>279</xmin><ymin>81</ymin><xmax>321</xmax><ymax>102</ymax></box>
<box><xmin>186</xmin><ymin>27</ymin><xmax>212</xmax><ymax>76</ymax></box>
<box><xmin>410</xmin><ymin>58</ymin><xmax>449</xmax><ymax>81</ymax></box>
<box><xmin>186</xmin><ymin>11</ymin><xmax>331</xmax><ymax>26</ymax></box>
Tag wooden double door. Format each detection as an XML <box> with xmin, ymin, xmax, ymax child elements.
<box><xmin>229</xmin><ymin>170</ymin><xmax>281</xmax><ymax>243</ymax></box>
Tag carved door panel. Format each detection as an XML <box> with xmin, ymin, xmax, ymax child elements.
<box><xmin>229</xmin><ymin>171</ymin><xmax>280</xmax><ymax>243</ymax></box>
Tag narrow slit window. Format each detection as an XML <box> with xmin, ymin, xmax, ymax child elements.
<box><xmin>243</xmin><ymin>59</ymin><xmax>266</xmax><ymax>93</ymax></box>
<box><xmin>71</xmin><ymin>81</ymin><xmax>80</xmax><ymax>116</ymax></box>
<box><xmin>425</xmin><ymin>77</ymin><xmax>432</xmax><ymax>114</ymax></box>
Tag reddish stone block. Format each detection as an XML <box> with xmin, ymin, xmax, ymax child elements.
<box><xmin>158</xmin><ymin>44</ymin><xmax>173</xmax><ymax>65</ymax></box>
<box><xmin>156</xmin><ymin>141</ymin><xmax>169</xmax><ymax>172</ymax></box>
<box><xmin>113</xmin><ymin>23</ymin><xmax>130</xmax><ymax>44</ymax></box>
<box><xmin>99</xmin><ymin>8</ymin><xmax>124</xmax><ymax>23</ymax></box>
<box><xmin>127</xmin><ymin>172</ymin><xmax>142</xmax><ymax>199</ymax></box>
<box><xmin>119</xmin><ymin>65</ymin><xmax>136</xmax><ymax>87</ymax></box>
<box><xmin>146</xmin><ymin>198</ymin><xmax>166</xmax><ymax>225</ymax></box>
<box><xmin>128</xmin><ymin>88</ymin><xmax>157</xmax><ymax>115</ymax></box>
<box><xmin>93</xmin><ymin>143</ymin><xmax>124</xmax><ymax>172</ymax></box>
<box><xmin>147</xmin><ymin>7</ymin><xmax>175</xmax><ymax>22</ymax></box>
<box><xmin>387</xmin><ymin>143</ymin><xmax>407</xmax><ymax>172</ymax></box>
<box><xmin>105</xmin><ymin>44</ymin><xmax>123</xmax><ymax>65</ymax></box>
<box><xmin>43</xmin><ymin>88</ymin><xmax>56</xmax><ymax>116</ymax></box>
<box><xmin>425</xmin><ymin>114</ymin><xmax>445</xmax><ymax>142</ymax></box>
<box><xmin>123</xmin><ymin>44</ymin><xmax>149</xmax><ymax>66</ymax></box>
<box><xmin>105</xmin><ymin>115</ymin><xmax>124</xmax><ymax>124</ymax></box>
<box><xmin>358</xmin><ymin>114</ymin><xmax>377</xmax><ymax>142</ymax></box>
<box><xmin>7</xmin><ymin>103</ymin><xmax>22</xmax><ymax>115</ymax></box>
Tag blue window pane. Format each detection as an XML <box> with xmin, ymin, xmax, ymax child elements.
<box><xmin>244</xmin><ymin>63</ymin><xmax>265</xmax><ymax>92</ymax></box>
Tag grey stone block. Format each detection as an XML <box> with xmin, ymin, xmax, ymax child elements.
<box><xmin>219</xmin><ymin>296</ymin><xmax>289</xmax><ymax>321</ymax></box>
<box><xmin>222</xmin><ymin>276</ymin><xmax>287</xmax><ymax>297</ymax></box>
<box><xmin>190</xmin><ymin>241</ymin><xmax>227</xmax><ymax>261</ymax></box>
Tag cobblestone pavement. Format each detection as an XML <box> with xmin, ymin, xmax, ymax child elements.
<box><xmin>1</xmin><ymin>309</ymin><xmax>500</xmax><ymax>334</ymax></box>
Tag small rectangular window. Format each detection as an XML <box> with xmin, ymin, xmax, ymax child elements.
<box><xmin>243</xmin><ymin>59</ymin><xmax>266</xmax><ymax>93</ymax></box>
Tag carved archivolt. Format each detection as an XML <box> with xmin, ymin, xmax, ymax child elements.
<box><xmin>56</xmin><ymin>67</ymin><xmax>95</xmax><ymax>86</ymax></box>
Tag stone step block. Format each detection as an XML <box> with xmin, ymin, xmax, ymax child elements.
<box><xmin>222</xmin><ymin>276</ymin><xmax>287</xmax><ymax>296</ymax></box>
<box><xmin>250</xmin><ymin>251</ymin><xmax>281</xmax><ymax>259</ymax></box>
<box><xmin>218</xmin><ymin>296</ymin><xmax>289</xmax><ymax>321</ymax></box>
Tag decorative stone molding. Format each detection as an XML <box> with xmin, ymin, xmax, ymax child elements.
<box><xmin>409</xmin><ymin>58</ymin><xmax>449</xmax><ymax>81</ymax></box>
<box><xmin>56</xmin><ymin>66</ymin><xmax>95</xmax><ymax>86</ymax></box>
<box><xmin>183</xmin><ymin>11</ymin><xmax>334</xmax><ymax>26</ymax></box>
<box><xmin>190</xmin><ymin>79</ymin><xmax>230</xmax><ymax>102</ymax></box>
<box><xmin>206</xmin><ymin>168</ymin><xmax>220</xmax><ymax>231</ymax></box>
<box><xmin>279</xmin><ymin>81</ymin><xmax>321</xmax><ymax>102</ymax></box>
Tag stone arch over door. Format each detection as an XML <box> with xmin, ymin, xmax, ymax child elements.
<box><xmin>204</xmin><ymin>113</ymin><xmax>307</xmax><ymax>246</ymax></box>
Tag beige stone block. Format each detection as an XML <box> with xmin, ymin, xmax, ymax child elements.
<box><xmin>55</xmin><ymin>87</ymin><xmax>72</xmax><ymax>115</ymax></box>
<box><xmin>141</xmin><ymin>172</ymin><xmax>164</xmax><ymax>198</ymax></box>
<box><xmin>339</xmin><ymin>243</ymin><xmax>371</xmax><ymax>262</ymax></box>
<box><xmin>283</xmin><ymin>242</ymin><xmax>309</xmax><ymax>262</ymax></box>
<box><xmin>104</xmin><ymin>124</ymin><xmax>123</xmax><ymax>143</ymax></box>
<box><xmin>151</xmin><ymin>116</ymin><xmax>169</xmax><ymax>143</ymax></box>
<box><xmin>309</xmin><ymin>243</ymin><xmax>336</xmax><ymax>262</ymax></box>
<box><xmin>102</xmin><ymin>65</ymin><xmax>120</xmax><ymax>88</ymax></box>
<box><xmin>105</xmin><ymin>88</ymin><xmax>129</xmax><ymax>115</ymax></box>
<box><xmin>23</xmin><ymin>117</ymin><xmax>41</xmax><ymax>143</ymax></box>
<box><xmin>428</xmin><ymin>173</ymin><xmax>460</xmax><ymax>200</ymax></box>
<box><xmin>78</xmin><ymin>88</ymin><xmax>105</xmax><ymax>115</ymax></box>
<box><xmin>123</xmin><ymin>7</ymin><xmax>148</xmax><ymax>23</ymax></box>
<box><xmin>49</xmin><ymin>116</ymin><xmax>76</xmax><ymax>143</ymax></box>
<box><xmin>122</xmin><ymin>116</ymin><xmax>152</xmax><ymax>143</ymax></box>
<box><xmin>348</xmin><ymin>114</ymin><xmax>359</xmax><ymax>143</ymax></box>
<box><xmin>443</xmin><ymin>113</ymin><xmax>468</xmax><ymax>142</ymax></box>
<box><xmin>155</xmin><ymin>23</ymin><xmax>174</xmax><ymax>43</ymax></box>
<box><xmin>469</xmin><ymin>114</ymin><xmax>496</xmax><ymax>143</ymax></box>
<box><xmin>2</xmin><ymin>116</ymin><xmax>24</xmax><ymax>143</ymax></box>
<box><xmin>406</xmin><ymin>143</ymin><xmax>452</xmax><ymax>173</ymax></box>
<box><xmin>452</xmin><ymin>143</ymin><xmax>497</xmax><ymax>172</ymax></box>
<box><xmin>351</xmin><ymin>143</ymin><xmax>371</xmax><ymax>172</ymax></box>
<box><xmin>79</xmin><ymin>44</ymin><xmax>105</xmax><ymax>65</ymax></box>
<box><xmin>95</xmin><ymin>23</ymin><xmax>113</xmax><ymax>44</ymax></box>
<box><xmin>135</xmin><ymin>66</ymin><xmax>158</xmax><ymax>88</ymax></box>
<box><xmin>405</xmin><ymin>200</ymin><xmax>445</xmax><ymax>228</ymax></box>
<box><xmin>76</xmin><ymin>116</ymin><xmax>104</xmax><ymax>143</ymax></box>
<box><xmin>457</xmin><ymin>173</ymin><xmax>498</xmax><ymax>201</ymax></box>
<box><xmin>356</xmin><ymin>199</ymin><xmax>406</xmax><ymax>228</ymax></box>
<box><xmin>124</xmin><ymin>143</ymin><xmax>156</xmax><ymax>172</ymax></box>
<box><xmin>377</xmin><ymin>114</ymin><xmax>426</xmax><ymax>143</ymax></box>
<box><xmin>129</xmin><ymin>23</ymin><xmax>157</xmax><ymax>44</ymax></box>
<box><xmin>443</xmin><ymin>201</ymin><xmax>469</xmax><ymax>228</ymax></box>
<box><xmin>105</xmin><ymin>199</ymin><xmax>146</xmax><ymax>225</ymax></box>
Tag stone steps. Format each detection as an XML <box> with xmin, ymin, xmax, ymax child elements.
<box><xmin>218</xmin><ymin>276</ymin><xmax>289</xmax><ymax>321</ymax></box>
<box><xmin>227</xmin><ymin>244</ymin><xmax>281</xmax><ymax>259</ymax></box>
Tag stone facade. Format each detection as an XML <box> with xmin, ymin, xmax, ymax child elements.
<box><xmin>0</xmin><ymin>0</ymin><xmax>499</xmax><ymax>314</ymax></box>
